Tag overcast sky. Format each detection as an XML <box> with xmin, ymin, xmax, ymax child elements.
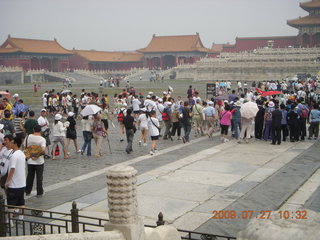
<box><xmin>0</xmin><ymin>0</ymin><xmax>306</xmax><ymax>51</ymax></box>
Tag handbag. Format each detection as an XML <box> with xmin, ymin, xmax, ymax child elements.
<box><xmin>42</xmin><ymin>128</ymin><xmax>51</xmax><ymax>138</ymax></box>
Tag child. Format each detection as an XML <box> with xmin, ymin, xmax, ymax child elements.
<box><xmin>147</xmin><ymin>110</ymin><xmax>160</xmax><ymax>155</ymax></box>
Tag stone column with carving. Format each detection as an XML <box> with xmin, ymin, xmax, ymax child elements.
<box><xmin>105</xmin><ymin>166</ymin><xmax>144</xmax><ymax>240</ymax></box>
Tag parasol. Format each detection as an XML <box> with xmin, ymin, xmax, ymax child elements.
<box><xmin>80</xmin><ymin>104</ymin><xmax>102</xmax><ymax>116</ymax></box>
<box><xmin>240</xmin><ymin>101</ymin><xmax>259</xmax><ymax>119</ymax></box>
<box><xmin>261</xmin><ymin>91</ymin><xmax>282</xmax><ymax>97</ymax></box>
<box><xmin>61</xmin><ymin>90</ymin><xmax>71</xmax><ymax>94</ymax></box>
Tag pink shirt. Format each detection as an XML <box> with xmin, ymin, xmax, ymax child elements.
<box><xmin>220</xmin><ymin>110</ymin><xmax>232</xmax><ymax>126</ymax></box>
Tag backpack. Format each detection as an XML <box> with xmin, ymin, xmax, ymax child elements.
<box><xmin>117</xmin><ymin>111</ymin><xmax>125</xmax><ymax>123</ymax></box>
<box><xmin>300</xmin><ymin>106</ymin><xmax>309</xmax><ymax>119</ymax></box>
<box><xmin>162</xmin><ymin>108</ymin><xmax>170</xmax><ymax>121</ymax></box>
<box><xmin>266</xmin><ymin>109</ymin><xmax>273</xmax><ymax>121</ymax></box>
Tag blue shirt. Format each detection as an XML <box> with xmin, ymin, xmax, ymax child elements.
<box><xmin>204</xmin><ymin>106</ymin><xmax>215</xmax><ymax>116</ymax></box>
<box><xmin>281</xmin><ymin>109</ymin><xmax>288</xmax><ymax>125</ymax></box>
<box><xmin>310</xmin><ymin>109</ymin><xmax>320</xmax><ymax>123</ymax></box>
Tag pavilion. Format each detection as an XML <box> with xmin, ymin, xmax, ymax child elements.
<box><xmin>287</xmin><ymin>0</ymin><xmax>320</xmax><ymax>47</ymax></box>
<box><xmin>0</xmin><ymin>35</ymin><xmax>71</xmax><ymax>71</ymax></box>
<box><xmin>138</xmin><ymin>33</ymin><xmax>209</xmax><ymax>69</ymax></box>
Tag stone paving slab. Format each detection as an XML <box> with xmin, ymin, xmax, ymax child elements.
<box><xmin>172</xmin><ymin>212</ymin><xmax>213</xmax><ymax>231</ymax></box>
<box><xmin>195</xmin><ymin>140</ymin><xmax>320</xmax><ymax>237</ymax></box>
<box><xmin>137</xmin><ymin>180</ymin><xmax>224</xmax><ymax>202</ymax></box>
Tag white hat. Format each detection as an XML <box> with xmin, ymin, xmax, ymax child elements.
<box><xmin>0</xmin><ymin>124</ymin><xmax>4</xmax><ymax>131</ymax></box>
<box><xmin>167</xmin><ymin>102</ymin><xmax>172</xmax><ymax>106</ymax></box>
<box><xmin>41</xmin><ymin>108</ymin><xmax>47</xmax><ymax>112</ymax></box>
<box><xmin>68</xmin><ymin>112</ymin><xmax>75</xmax><ymax>117</ymax></box>
<box><xmin>163</xmin><ymin>91</ymin><xmax>167</xmax><ymax>95</ymax></box>
<box><xmin>235</xmin><ymin>101</ymin><xmax>241</xmax><ymax>107</ymax></box>
<box><xmin>148</xmin><ymin>91</ymin><xmax>153</xmax><ymax>95</ymax></box>
<box><xmin>268</xmin><ymin>101</ymin><xmax>275</xmax><ymax>107</ymax></box>
<box><xmin>13</xmin><ymin>93</ymin><xmax>19</xmax><ymax>98</ymax></box>
<box><xmin>208</xmin><ymin>101</ymin><xmax>214</xmax><ymax>105</ymax></box>
<box><xmin>146</xmin><ymin>95</ymin><xmax>151</xmax><ymax>99</ymax></box>
<box><xmin>55</xmin><ymin>114</ymin><xmax>62</xmax><ymax>121</ymax></box>
<box><xmin>158</xmin><ymin>98</ymin><xmax>163</xmax><ymax>102</ymax></box>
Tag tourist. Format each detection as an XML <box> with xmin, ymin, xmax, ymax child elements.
<box><xmin>65</xmin><ymin>112</ymin><xmax>80</xmax><ymax>155</ymax></box>
<box><xmin>162</xmin><ymin>102</ymin><xmax>173</xmax><ymax>140</ymax></box>
<box><xmin>220</xmin><ymin>104</ymin><xmax>232</xmax><ymax>142</ymax></box>
<box><xmin>2</xmin><ymin>98</ymin><xmax>13</xmax><ymax>120</ymax></box>
<box><xmin>81</xmin><ymin>115</ymin><xmax>93</xmax><ymax>156</ymax></box>
<box><xmin>23</xmin><ymin>111</ymin><xmax>38</xmax><ymax>136</ymax></box>
<box><xmin>204</xmin><ymin>101</ymin><xmax>215</xmax><ymax>138</ymax></box>
<box><xmin>122</xmin><ymin>109</ymin><xmax>136</xmax><ymax>154</ymax></box>
<box><xmin>132</xmin><ymin>95</ymin><xmax>141</xmax><ymax>119</ymax></box>
<box><xmin>271</xmin><ymin>104</ymin><xmax>283</xmax><ymax>145</ymax></box>
<box><xmin>24</xmin><ymin>125</ymin><xmax>46</xmax><ymax>197</ymax></box>
<box><xmin>155</xmin><ymin>98</ymin><xmax>164</xmax><ymax>135</ymax></box>
<box><xmin>297</xmin><ymin>98</ymin><xmax>309</xmax><ymax>141</ymax></box>
<box><xmin>192</xmin><ymin>99</ymin><xmax>204</xmax><ymax>136</ymax></box>
<box><xmin>13</xmin><ymin>112</ymin><xmax>25</xmax><ymax>140</ymax></box>
<box><xmin>231</xmin><ymin>101</ymin><xmax>241</xmax><ymax>140</ymax></box>
<box><xmin>137</xmin><ymin>108</ymin><xmax>148</xmax><ymax>146</ymax></box>
<box><xmin>37</xmin><ymin>109</ymin><xmax>51</xmax><ymax>159</ymax></box>
<box><xmin>263</xmin><ymin>101</ymin><xmax>275</xmax><ymax>141</ymax></box>
<box><xmin>92</xmin><ymin>113</ymin><xmax>107</xmax><ymax>158</ymax></box>
<box><xmin>148</xmin><ymin>110</ymin><xmax>160</xmax><ymax>155</ymax></box>
<box><xmin>170</xmin><ymin>104</ymin><xmax>182</xmax><ymax>140</ymax></box>
<box><xmin>181</xmin><ymin>101</ymin><xmax>193</xmax><ymax>143</ymax></box>
<box><xmin>308</xmin><ymin>103</ymin><xmax>320</xmax><ymax>140</ymax></box>
<box><xmin>287</xmin><ymin>103</ymin><xmax>299</xmax><ymax>142</ymax></box>
<box><xmin>280</xmin><ymin>104</ymin><xmax>288</xmax><ymax>141</ymax></box>
<box><xmin>51</xmin><ymin>114</ymin><xmax>68</xmax><ymax>160</ymax></box>
<box><xmin>117</xmin><ymin>103</ymin><xmax>127</xmax><ymax>142</ymax></box>
<box><xmin>5</xmin><ymin>137</ymin><xmax>26</xmax><ymax>222</ymax></box>
<box><xmin>254</xmin><ymin>100</ymin><xmax>265</xmax><ymax>139</ymax></box>
<box><xmin>0</xmin><ymin>110</ymin><xmax>15</xmax><ymax>136</ymax></box>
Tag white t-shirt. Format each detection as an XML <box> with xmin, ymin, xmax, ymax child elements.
<box><xmin>155</xmin><ymin>103</ymin><xmax>164</xmax><ymax>121</ymax></box>
<box><xmin>24</xmin><ymin>135</ymin><xmax>46</xmax><ymax>165</ymax></box>
<box><xmin>138</xmin><ymin>114</ymin><xmax>148</xmax><ymax>129</ymax></box>
<box><xmin>8</xmin><ymin>150</ymin><xmax>26</xmax><ymax>188</ymax></box>
<box><xmin>145</xmin><ymin>100</ymin><xmax>156</xmax><ymax>112</ymax></box>
<box><xmin>66</xmin><ymin>95</ymin><xmax>72</xmax><ymax>106</ymax></box>
<box><xmin>38</xmin><ymin>116</ymin><xmax>49</xmax><ymax>132</ymax></box>
<box><xmin>0</xmin><ymin>147</ymin><xmax>13</xmax><ymax>177</ymax></box>
<box><xmin>148</xmin><ymin>117</ymin><xmax>160</xmax><ymax>137</ymax></box>
<box><xmin>132</xmin><ymin>98</ymin><xmax>141</xmax><ymax>112</ymax></box>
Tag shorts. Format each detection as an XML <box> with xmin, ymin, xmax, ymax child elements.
<box><xmin>151</xmin><ymin>135</ymin><xmax>159</xmax><ymax>140</ymax></box>
<box><xmin>52</xmin><ymin>136</ymin><xmax>65</xmax><ymax>147</ymax></box>
<box><xmin>7</xmin><ymin>187</ymin><xmax>25</xmax><ymax>206</ymax></box>
<box><xmin>220</xmin><ymin>124</ymin><xmax>229</xmax><ymax>135</ymax></box>
<box><xmin>140</xmin><ymin>126</ymin><xmax>148</xmax><ymax>131</ymax></box>
<box><xmin>66</xmin><ymin>129</ymin><xmax>77</xmax><ymax>140</ymax></box>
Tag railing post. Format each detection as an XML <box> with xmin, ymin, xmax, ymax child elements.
<box><xmin>71</xmin><ymin>201</ymin><xmax>79</xmax><ymax>233</ymax></box>
<box><xmin>0</xmin><ymin>193</ymin><xmax>6</xmax><ymax>237</ymax></box>
<box><xmin>156</xmin><ymin>212</ymin><xmax>165</xmax><ymax>226</ymax></box>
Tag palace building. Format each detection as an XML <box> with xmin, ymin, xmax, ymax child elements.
<box><xmin>69</xmin><ymin>50</ymin><xmax>143</xmax><ymax>71</ymax></box>
<box><xmin>138</xmin><ymin>33</ymin><xmax>209</xmax><ymax>69</ymax></box>
<box><xmin>0</xmin><ymin>35</ymin><xmax>71</xmax><ymax>71</ymax></box>
<box><xmin>287</xmin><ymin>0</ymin><xmax>320</xmax><ymax>47</ymax></box>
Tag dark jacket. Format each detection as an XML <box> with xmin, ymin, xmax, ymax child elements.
<box><xmin>272</xmin><ymin>109</ymin><xmax>282</xmax><ymax>127</ymax></box>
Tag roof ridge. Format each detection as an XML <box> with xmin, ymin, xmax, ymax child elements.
<box><xmin>10</xmin><ymin>37</ymin><xmax>57</xmax><ymax>42</ymax></box>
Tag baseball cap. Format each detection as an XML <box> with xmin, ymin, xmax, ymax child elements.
<box><xmin>41</xmin><ymin>109</ymin><xmax>47</xmax><ymax>112</ymax></box>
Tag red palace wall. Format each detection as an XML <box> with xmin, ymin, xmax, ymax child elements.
<box><xmin>69</xmin><ymin>54</ymin><xmax>89</xmax><ymax>70</ymax></box>
<box><xmin>225</xmin><ymin>37</ymin><xmax>298</xmax><ymax>52</ymax></box>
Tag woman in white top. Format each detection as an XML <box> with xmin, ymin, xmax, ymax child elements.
<box><xmin>137</xmin><ymin>108</ymin><xmax>148</xmax><ymax>146</ymax></box>
<box><xmin>81</xmin><ymin>115</ymin><xmax>94</xmax><ymax>156</ymax></box>
<box><xmin>51</xmin><ymin>114</ymin><xmax>68</xmax><ymax>160</ymax></box>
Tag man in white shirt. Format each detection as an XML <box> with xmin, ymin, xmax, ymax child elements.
<box><xmin>131</xmin><ymin>96</ymin><xmax>141</xmax><ymax>118</ymax></box>
<box><xmin>155</xmin><ymin>98</ymin><xmax>164</xmax><ymax>134</ymax></box>
<box><xmin>5</xmin><ymin>137</ymin><xmax>26</xmax><ymax>218</ymax></box>
<box><xmin>24</xmin><ymin>125</ymin><xmax>46</xmax><ymax>197</ymax></box>
<box><xmin>38</xmin><ymin>109</ymin><xmax>51</xmax><ymax>159</ymax></box>
<box><xmin>0</xmin><ymin>135</ymin><xmax>14</xmax><ymax>182</ymax></box>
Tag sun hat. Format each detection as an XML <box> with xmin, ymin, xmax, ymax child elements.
<box><xmin>158</xmin><ymin>98</ymin><xmax>163</xmax><ymax>102</ymax></box>
<box><xmin>235</xmin><ymin>101</ymin><xmax>242</xmax><ymax>107</ymax></box>
<box><xmin>268</xmin><ymin>101</ymin><xmax>275</xmax><ymax>108</ymax></box>
<box><xmin>54</xmin><ymin>114</ymin><xmax>62</xmax><ymax>121</ymax></box>
<box><xmin>208</xmin><ymin>101</ymin><xmax>214</xmax><ymax>105</ymax></box>
<box><xmin>41</xmin><ymin>108</ymin><xmax>47</xmax><ymax>112</ymax></box>
<box><xmin>68</xmin><ymin>112</ymin><xmax>75</xmax><ymax>117</ymax></box>
<box><xmin>13</xmin><ymin>93</ymin><xmax>19</xmax><ymax>98</ymax></box>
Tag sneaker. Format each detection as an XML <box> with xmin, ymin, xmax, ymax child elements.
<box><xmin>76</xmin><ymin>150</ymin><xmax>81</xmax><ymax>153</ymax></box>
<box><xmin>139</xmin><ymin>141</ymin><xmax>142</xmax><ymax>145</ymax></box>
<box><xmin>37</xmin><ymin>192</ymin><xmax>45</xmax><ymax>198</ymax></box>
<box><xmin>143</xmin><ymin>143</ymin><xmax>147</xmax><ymax>146</ymax></box>
<box><xmin>149</xmin><ymin>151</ymin><xmax>154</xmax><ymax>155</ymax></box>
<box><xmin>154</xmin><ymin>149</ymin><xmax>158</xmax><ymax>153</ymax></box>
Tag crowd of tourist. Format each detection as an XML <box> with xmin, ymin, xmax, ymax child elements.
<box><xmin>0</xmin><ymin>75</ymin><xmax>319</xmax><ymax>225</ymax></box>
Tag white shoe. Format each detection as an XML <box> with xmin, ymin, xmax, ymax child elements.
<box><xmin>139</xmin><ymin>141</ymin><xmax>142</xmax><ymax>145</ymax></box>
<box><xmin>143</xmin><ymin>143</ymin><xmax>147</xmax><ymax>146</ymax></box>
<box><xmin>149</xmin><ymin>151</ymin><xmax>154</xmax><ymax>155</ymax></box>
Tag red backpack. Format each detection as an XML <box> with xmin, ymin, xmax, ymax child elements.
<box><xmin>162</xmin><ymin>108</ymin><xmax>170</xmax><ymax>121</ymax></box>
<box><xmin>117</xmin><ymin>110</ymin><xmax>124</xmax><ymax>123</ymax></box>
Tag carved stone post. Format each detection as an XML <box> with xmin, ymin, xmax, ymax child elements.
<box><xmin>105</xmin><ymin>166</ymin><xmax>144</xmax><ymax>240</ymax></box>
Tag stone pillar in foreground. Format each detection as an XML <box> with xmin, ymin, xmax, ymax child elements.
<box><xmin>105</xmin><ymin>166</ymin><xmax>144</xmax><ymax>240</ymax></box>
<box><xmin>237</xmin><ymin>210</ymin><xmax>320</xmax><ymax>240</ymax></box>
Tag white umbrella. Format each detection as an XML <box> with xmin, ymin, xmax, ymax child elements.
<box><xmin>80</xmin><ymin>105</ymin><xmax>102</xmax><ymax>116</ymax></box>
<box><xmin>61</xmin><ymin>90</ymin><xmax>71</xmax><ymax>94</ymax></box>
<box><xmin>240</xmin><ymin>101</ymin><xmax>259</xmax><ymax>119</ymax></box>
